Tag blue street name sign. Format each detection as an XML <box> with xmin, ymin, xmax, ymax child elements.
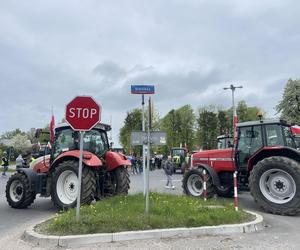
<box><xmin>131</xmin><ymin>85</ymin><xmax>155</xmax><ymax>94</ymax></box>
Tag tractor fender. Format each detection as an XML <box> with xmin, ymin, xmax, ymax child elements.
<box><xmin>16</xmin><ymin>168</ymin><xmax>39</xmax><ymax>192</ymax></box>
<box><xmin>52</xmin><ymin>150</ymin><xmax>102</xmax><ymax>169</ymax></box>
<box><xmin>248</xmin><ymin>146</ymin><xmax>300</xmax><ymax>171</ymax></box>
<box><xmin>105</xmin><ymin>151</ymin><xmax>131</xmax><ymax>171</ymax></box>
<box><xmin>195</xmin><ymin>163</ymin><xmax>221</xmax><ymax>186</ymax></box>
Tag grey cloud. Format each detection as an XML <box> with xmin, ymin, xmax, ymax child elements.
<box><xmin>93</xmin><ymin>61</ymin><xmax>127</xmax><ymax>80</ymax></box>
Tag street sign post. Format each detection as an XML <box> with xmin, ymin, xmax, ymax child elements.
<box><xmin>131</xmin><ymin>128</ymin><xmax>167</xmax><ymax>214</ymax></box>
<box><xmin>131</xmin><ymin>85</ymin><xmax>155</xmax><ymax>94</ymax></box>
<box><xmin>131</xmin><ymin>131</ymin><xmax>167</xmax><ymax>146</ymax></box>
<box><xmin>65</xmin><ymin>96</ymin><xmax>100</xmax><ymax>221</ymax></box>
<box><xmin>131</xmin><ymin>85</ymin><xmax>155</xmax><ymax>195</ymax></box>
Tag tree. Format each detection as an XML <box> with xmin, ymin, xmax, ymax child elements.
<box><xmin>236</xmin><ymin>100</ymin><xmax>262</xmax><ymax>122</ymax></box>
<box><xmin>196</xmin><ymin>107</ymin><xmax>218</xmax><ymax>150</ymax></box>
<box><xmin>11</xmin><ymin>134</ymin><xmax>32</xmax><ymax>156</ymax></box>
<box><xmin>217</xmin><ymin>110</ymin><xmax>231</xmax><ymax>135</ymax></box>
<box><xmin>276</xmin><ymin>79</ymin><xmax>300</xmax><ymax>124</ymax></box>
<box><xmin>160</xmin><ymin>105</ymin><xmax>195</xmax><ymax>151</ymax></box>
<box><xmin>1</xmin><ymin>129</ymin><xmax>25</xmax><ymax>140</ymax></box>
<box><xmin>119</xmin><ymin>109</ymin><xmax>143</xmax><ymax>154</ymax></box>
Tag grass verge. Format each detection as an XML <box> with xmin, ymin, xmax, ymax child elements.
<box><xmin>0</xmin><ymin>168</ymin><xmax>16</xmax><ymax>173</ymax></box>
<box><xmin>38</xmin><ymin>193</ymin><xmax>253</xmax><ymax>236</ymax></box>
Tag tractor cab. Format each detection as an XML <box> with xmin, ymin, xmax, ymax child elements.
<box><xmin>171</xmin><ymin>147</ymin><xmax>188</xmax><ymax>174</ymax></box>
<box><xmin>236</xmin><ymin>119</ymin><xmax>297</xmax><ymax>171</ymax></box>
<box><xmin>53</xmin><ymin>123</ymin><xmax>111</xmax><ymax>161</ymax></box>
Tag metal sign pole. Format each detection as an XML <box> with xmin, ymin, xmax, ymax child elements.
<box><xmin>142</xmin><ymin>94</ymin><xmax>146</xmax><ymax>195</ymax></box>
<box><xmin>76</xmin><ymin>131</ymin><xmax>84</xmax><ymax>221</ymax></box>
<box><xmin>145</xmin><ymin>97</ymin><xmax>151</xmax><ymax>214</ymax></box>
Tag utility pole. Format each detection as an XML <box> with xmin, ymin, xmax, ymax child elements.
<box><xmin>223</xmin><ymin>84</ymin><xmax>243</xmax><ymax>141</ymax></box>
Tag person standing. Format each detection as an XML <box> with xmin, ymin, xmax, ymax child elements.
<box><xmin>163</xmin><ymin>155</ymin><xmax>175</xmax><ymax>189</ymax></box>
<box><xmin>1</xmin><ymin>153</ymin><xmax>9</xmax><ymax>176</ymax></box>
<box><xmin>16</xmin><ymin>154</ymin><xmax>25</xmax><ymax>170</ymax></box>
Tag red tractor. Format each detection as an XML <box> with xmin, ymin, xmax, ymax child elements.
<box><xmin>6</xmin><ymin>123</ymin><xmax>131</xmax><ymax>210</ymax></box>
<box><xmin>183</xmin><ymin>119</ymin><xmax>300</xmax><ymax>215</ymax></box>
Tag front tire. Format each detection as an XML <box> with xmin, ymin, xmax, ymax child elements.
<box><xmin>6</xmin><ymin>172</ymin><xmax>36</xmax><ymax>208</ymax></box>
<box><xmin>51</xmin><ymin>160</ymin><xmax>96</xmax><ymax>210</ymax></box>
<box><xmin>182</xmin><ymin>168</ymin><xmax>215</xmax><ymax>198</ymax></box>
<box><xmin>249</xmin><ymin>156</ymin><xmax>300</xmax><ymax>215</ymax></box>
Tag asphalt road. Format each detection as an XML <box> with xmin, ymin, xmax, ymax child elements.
<box><xmin>0</xmin><ymin>169</ymin><xmax>300</xmax><ymax>249</ymax></box>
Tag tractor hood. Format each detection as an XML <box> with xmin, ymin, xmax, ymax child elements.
<box><xmin>192</xmin><ymin>148</ymin><xmax>236</xmax><ymax>172</ymax></box>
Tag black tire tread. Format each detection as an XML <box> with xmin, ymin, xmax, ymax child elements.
<box><xmin>104</xmin><ymin>167</ymin><xmax>130</xmax><ymax>197</ymax></box>
<box><xmin>216</xmin><ymin>185</ymin><xmax>234</xmax><ymax>198</ymax></box>
<box><xmin>249</xmin><ymin>156</ymin><xmax>300</xmax><ymax>216</ymax></box>
<box><xmin>114</xmin><ymin>167</ymin><xmax>130</xmax><ymax>194</ymax></box>
<box><xmin>6</xmin><ymin>172</ymin><xmax>36</xmax><ymax>209</ymax></box>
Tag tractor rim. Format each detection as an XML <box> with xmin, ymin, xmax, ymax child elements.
<box><xmin>187</xmin><ymin>173</ymin><xmax>203</xmax><ymax>196</ymax></box>
<box><xmin>259</xmin><ymin>168</ymin><xmax>296</xmax><ymax>204</ymax></box>
<box><xmin>56</xmin><ymin>170</ymin><xmax>78</xmax><ymax>205</ymax></box>
<box><xmin>9</xmin><ymin>179</ymin><xmax>24</xmax><ymax>202</ymax></box>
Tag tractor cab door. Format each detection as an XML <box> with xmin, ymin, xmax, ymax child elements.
<box><xmin>236</xmin><ymin>125</ymin><xmax>263</xmax><ymax>170</ymax></box>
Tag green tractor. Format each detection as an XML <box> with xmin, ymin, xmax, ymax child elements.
<box><xmin>171</xmin><ymin>147</ymin><xmax>188</xmax><ymax>174</ymax></box>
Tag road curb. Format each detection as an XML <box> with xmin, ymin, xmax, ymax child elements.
<box><xmin>23</xmin><ymin>210</ymin><xmax>264</xmax><ymax>247</ymax></box>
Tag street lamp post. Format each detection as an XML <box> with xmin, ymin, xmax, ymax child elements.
<box><xmin>223</xmin><ymin>84</ymin><xmax>243</xmax><ymax>140</ymax></box>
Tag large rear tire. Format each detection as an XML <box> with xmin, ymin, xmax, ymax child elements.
<box><xmin>249</xmin><ymin>156</ymin><xmax>300</xmax><ymax>215</ymax></box>
<box><xmin>6</xmin><ymin>172</ymin><xmax>36</xmax><ymax>208</ymax></box>
<box><xmin>51</xmin><ymin>160</ymin><xmax>96</xmax><ymax>210</ymax></box>
<box><xmin>182</xmin><ymin>168</ymin><xmax>215</xmax><ymax>198</ymax></box>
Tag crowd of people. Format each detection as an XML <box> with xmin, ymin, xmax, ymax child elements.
<box><xmin>127</xmin><ymin>154</ymin><xmax>164</xmax><ymax>175</ymax></box>
<box><xmin>1</xmin><ymin>153</ymin><xmax>36</xmax><ymax>176</ymax></box>
<box><xmin>127</xmin><ymin>154</ymin><xmax>176</xmax><ymax>190</ymax></box>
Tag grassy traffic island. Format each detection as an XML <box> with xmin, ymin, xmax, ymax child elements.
<box><xmin>37</xmin><ymin>193</ymin><xmax>253</xmax><ymax>236</ymax></box>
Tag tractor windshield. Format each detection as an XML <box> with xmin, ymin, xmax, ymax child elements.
<box><xmin>172</xmin><ymin>149</ymin><xmax>185</xmax><ymax>157</ymax></box>
<box><xmin>53</xmin><ymin>128</ymin><xmax>109</xmax><ymax>158</ymax></box>
<box><xmin>82</xmin><ymin>130</ymin><xmax>109</xmax><ymax>157</ymax></box>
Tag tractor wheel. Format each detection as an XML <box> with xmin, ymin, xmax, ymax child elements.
<box><xmin>249</xmin><ymin>156</ymin><xmax>300</xmax><ymax>215</ymax></box>
<box><xmin>104</xmin><ymin>166</ymin><xmax>130</xmax><ymax>196</ymax></box>
<box><xmin>51</xmin><ymin>160</ymin><xmax>96</xmax><ymax>210</ymax></box>
<box><xmin>182</xmin><ymin>168</ymin><xmax>215</xmax><ymax>198</ymax></box>
<box><xmin>6</xmin><ymin>172</ymin><xmax>36</xmax><ymax>208</ymax></box>
<box><xmin>216</xmin><ymin>185</ymin><xmax>234</xmax><ymax>198</ymax></box>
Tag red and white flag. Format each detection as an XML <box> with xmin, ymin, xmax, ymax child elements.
<box><xmin>50</xmin><ymin>114</ymin><xmax>55</xmax><ymax>143</ymax></box>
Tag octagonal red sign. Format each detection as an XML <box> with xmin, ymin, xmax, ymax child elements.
<box><xmin>66</xmin><ymin>96</ymin><xmax>101</xmax><ymax>131</ymax></box>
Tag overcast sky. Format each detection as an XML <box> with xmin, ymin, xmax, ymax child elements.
<box><xmin>0</xmin><ymin>0</ymin><xmax>299</xmax><ymax>146</ymax></box>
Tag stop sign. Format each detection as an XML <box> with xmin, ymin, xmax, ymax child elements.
<box><xmin>66</xmin><ymin>96</ymin><xmax>100</xmax><ymax>131</ymax></box>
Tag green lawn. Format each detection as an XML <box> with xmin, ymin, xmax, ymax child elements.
<box><xmin>38</xmin><ymin>193</ymin><xmax>252</xmax><ymax>236</ymax></box>
<box><xmin>0</xmin><ymin>168</ymin><xmax>16</xmax><ymax>172</ymax></box>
